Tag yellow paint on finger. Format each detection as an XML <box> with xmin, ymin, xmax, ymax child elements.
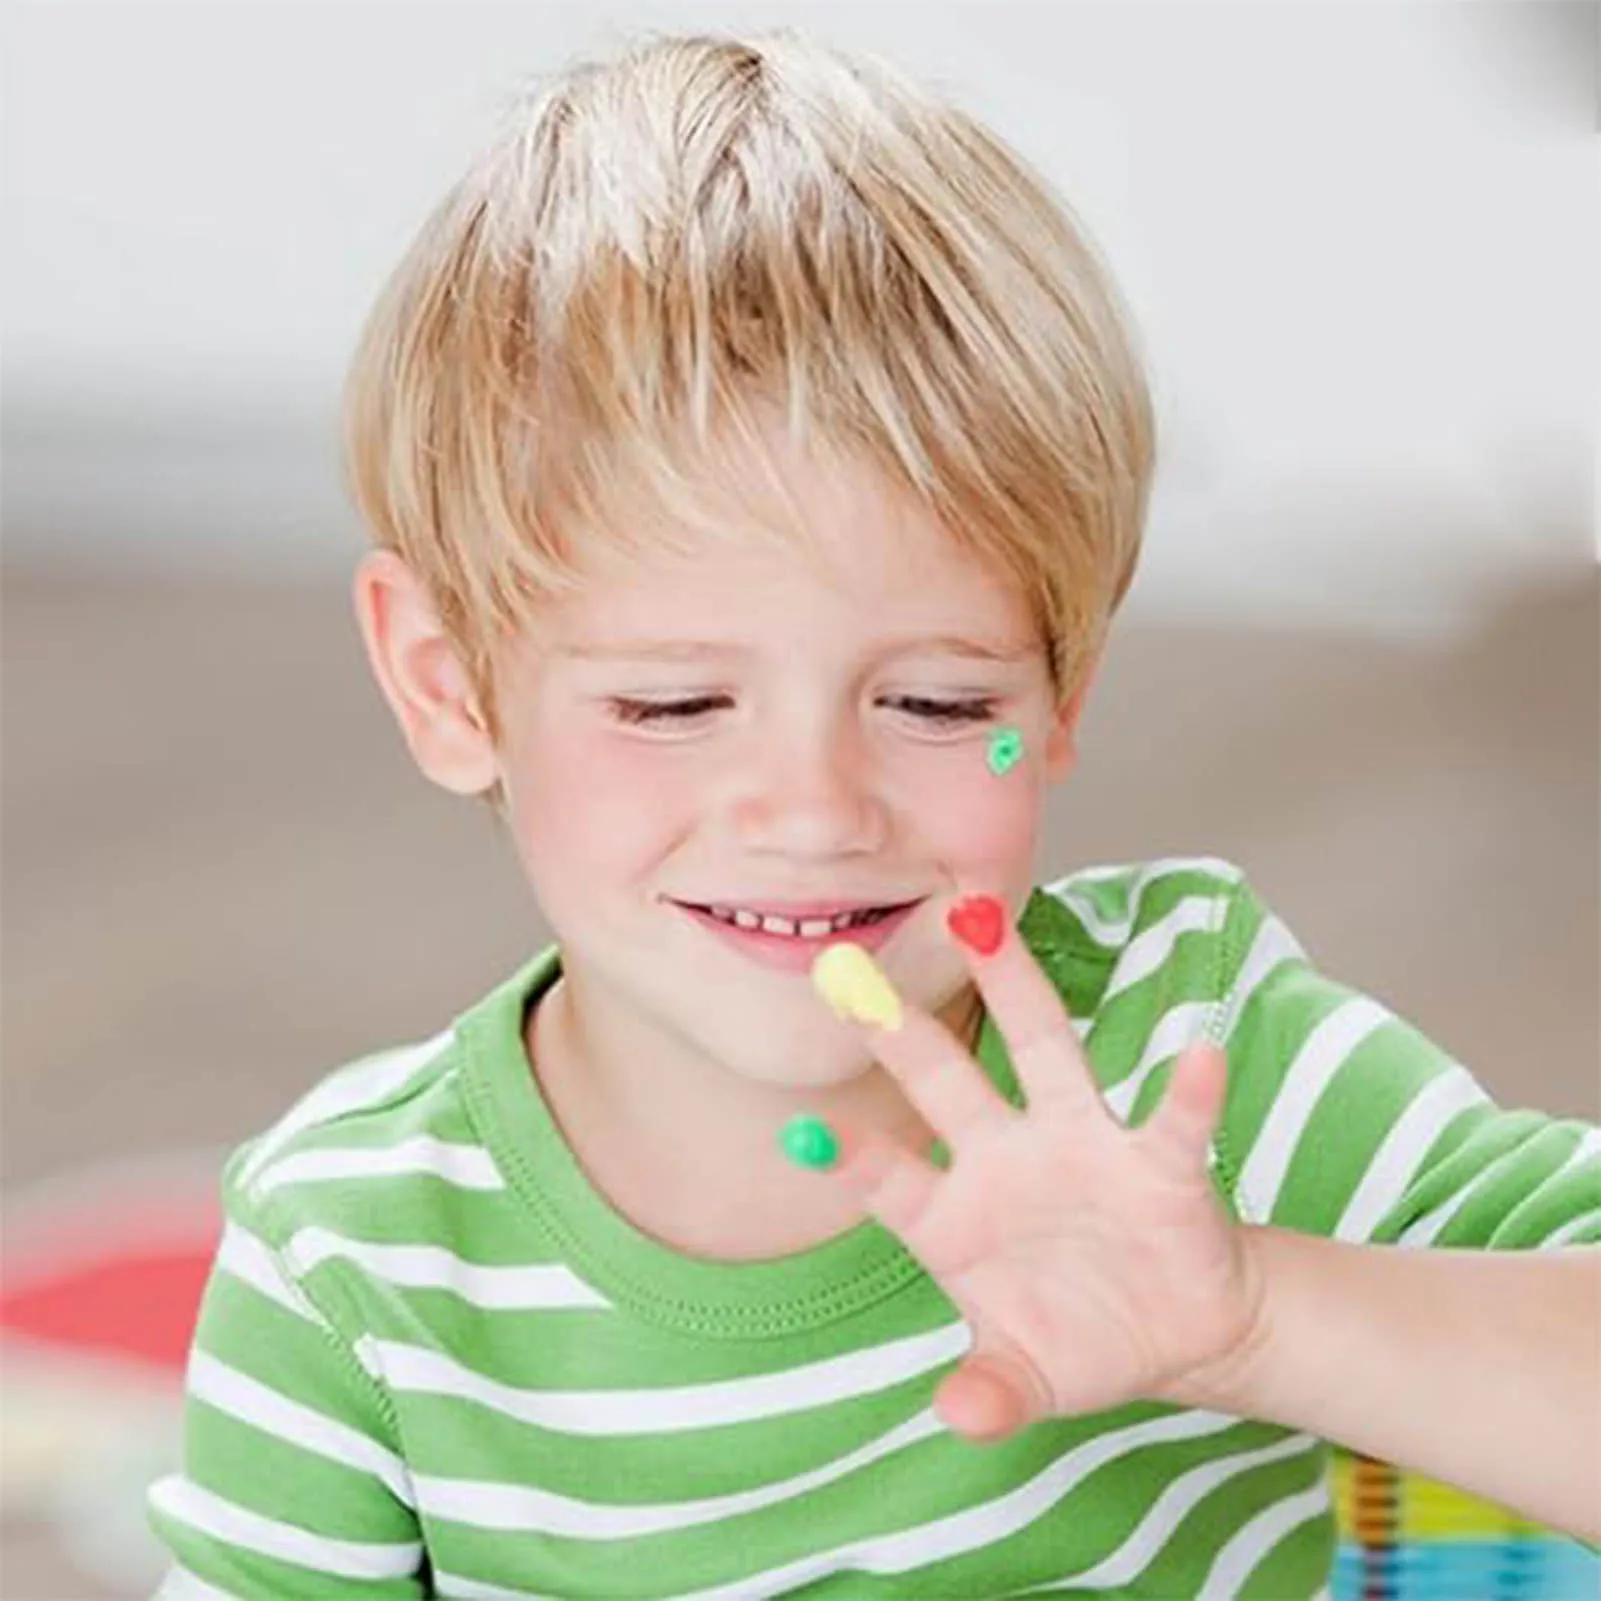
<box><xmin>811</xmin><ymin>943</ymin><xmax>903</xmax><ymax>1031</ymax></box>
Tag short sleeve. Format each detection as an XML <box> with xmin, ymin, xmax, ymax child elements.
<box><xmin>1206</xmin><ymin>876</ymin><xmax>1601</xmax><ymax>1251</ymax></box>
<box><xmin>147</xmin><ymin>1153</ymin><xmax>429</xmax><ymax>1598</ymax></box>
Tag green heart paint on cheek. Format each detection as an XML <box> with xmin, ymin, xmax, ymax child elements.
<box><xmin>986</xmin><ymin>725</ymin><xmax>1024</xmax><ymax>776</ymax></box>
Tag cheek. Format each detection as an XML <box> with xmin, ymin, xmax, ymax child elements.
<box><xmin>507</xmin><ymin>730</ymin><xmax>701</xmax><ymax>885</ymax></box>
<box><xmin>907</xmin><ymin>748</ymin><xmax>1044</xmax><ymax>884</ymax></box>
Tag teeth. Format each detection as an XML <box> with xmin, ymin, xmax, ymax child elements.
<box><xmin>702</xmin><ymin>903</ymin><xmax>898</xmax><ymax>939</ymax></box>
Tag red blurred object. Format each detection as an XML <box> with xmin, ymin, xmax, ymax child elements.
<box><xmin>0</xmin><ymin>1153</ymin><xmax>224</xmax><ymax>1375</ymax></box>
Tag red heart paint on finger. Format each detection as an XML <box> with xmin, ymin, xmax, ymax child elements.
<box><xmin>946</xmin><ymin>895</ymin><xmax>1007</xmax><ymax>956</ymax></box>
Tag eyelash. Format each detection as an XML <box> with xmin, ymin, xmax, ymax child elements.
<box><xmin>607</xmin><ymin>695</ymin><xmax>999</xmax><ymax>728</ymax></box>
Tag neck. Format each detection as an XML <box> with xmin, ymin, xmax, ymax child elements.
<box><xmin>525</xmin><ymin>969</ymin><xmax>982</xmax><ymax>1262</ymax></box>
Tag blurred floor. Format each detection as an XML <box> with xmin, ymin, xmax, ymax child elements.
<box><xmin>3</xmin><ymin>565</ymin><xmax>1598</xmax><ymax>1598</ymax></box>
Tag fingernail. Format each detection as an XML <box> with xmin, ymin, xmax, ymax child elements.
<box><xmin>811</xmin><ymin>943</ymin><xmax>903</xmax><ymax>1030</ymax></box>
<box><xmin>779</xmin><ymin>1113</ymin><xmax>839</xmax><ymax>1171</ymax></box>
<box><xmin>947</xmin><ymin>894</ymin><xmax>1007</xmax><ymax>956</ymax></box>
<box><xmin>986</xmin><ymin>726</ymin><xmax>1024</xmax><ymax>776</ymax></box>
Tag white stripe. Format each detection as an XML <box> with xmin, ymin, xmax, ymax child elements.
<box><xmin>1054</xmin><ymin>861</ymin><xmax>1140</xmax><ymax>883</ymax></box>
<box><xmin>1210</xmin><ymin>914</ymin><xmax>1307</xmax><ymax>1048</ymax></box>
<box><xmin>1396</xmin><ymin>1135</ymin><xmax>1539</xmax><ymax>1248</ymax></box>
<box><xmin>216</xmin><ymin>1220</ymin><xmax>321</xmax><ymax>1322</ymax></box>
<box><xmin>1335</xmin><ymin>1065</ymin><xmax>1492</xmax><ymax>1242</ymax></box>
<box><xmin>252</xmin><ymin>1137</ymin><xmax>503</xmax><ymax>1196</ymax></box>
<box><xmin>357</xmin><ymin>1321</ymin><xmax>973</xmax><ymax>1435</ymax></box>
<box><xmin>1042</xmin><ymin>857</ymin><xmax>1243</xmax><ymax>947</ymax></box>
<box><xmin>238</xmin><ymin>1030</ymin><xmax>455</xmax><ymax>1189</ymax></box>
<box><xmin>1394</xmin><ymin>1125</ymin><xmax>1601</xmax><ymax>1250</ymax></box>
<box><xmin>1537</xmin><ymin>1126</ymin><xmax>1601</xmax><ymax>1192</ymax></box>
<box><xmin>1008</xmin><ymin>1433</ymin><xmax>1322</xmax><ymax>1596</ymax></box>
<box><xmin>1101</xmin><ymin>896</ymin><xmax>1229</xmax><ymax>1005</ymax></box>
<box><xmin>1200</xmin><ymin>1479</ymin><xmax>1331</xmax><ymax>1598</ymax></box>
<box><xmin>1046</xmin><ymin>884</ymin><xmax>1133</xmax><ymax>947</ymax></box>
<box><xmin>188</xmin><ymin>1350</ymin><xmax>415</xmax><ymax>1506</ymax></box>
<box><xmin>435</xmin><ymin>1572</ymin><xmax>560</xmax><ymax>1600</ymax></box>
<box><xmin>1235</xmin><ymin>997</ymin><xmax>1392</xmax><ymax>1221</ymax></box>
<box><xmin>669</xmin><ymin>1410</ymin><xmax>1276</xmax><ymax>1600</ymax></box>
<box><xmin>1500</xmin><ymin>1128</ymin><xmax>1601</xmax><ymax>1246</ymax></box>
<box><xmin>415</xmin><ymin>1408</ymin><xmax>946</xmax><ymax>1537</ymax></box>
<box><xmin>147</xmin><ymin>1476</ymin><xmax>422</xmax><ymax>1581</ymax></box>
<box><xmin>154</xmin><ymin>1567</ymin><xmax>236</xmax><ymax>1600</ymax></box>
<box><xmin>1103</xmin><ymin>1002</ymin><xmax>1213</xmax><ymax>1123</ymax></box>
<box><xmin>284</xmin><ymin>1228</ymin><xmax>612</xmax><ymax>1311</ymax></box>
<box><xmin>1064</xmin><ymin>855</ymin><xmax>1241</xmax><ymax>887</ymax></box>
<box><xmin>1540</xmin><ymin>1206</ymin><xmax>1601</xmax><ymax>1249</ymax></box>
<box><xmin>214</xmin><ymin>1221</ymin><xmax>388</xmax><ymax>1387</ymax></box>
<box><xmin>1377</xmin><ymin>1102</ymin><xmax>1597</xmax><ymax>1250</ymax></box>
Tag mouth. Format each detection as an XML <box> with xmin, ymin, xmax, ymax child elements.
<box><xmin>669</xmin><ymin>897</ymin><xmax>925</xmax><ymax>973</ymax></box>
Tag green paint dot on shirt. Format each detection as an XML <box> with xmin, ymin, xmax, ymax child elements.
<box><xmin>987</xmin><ymin>726</ymin><xmax>1024</xmax><ymax>776</ymax></box>
<box><xmin>779</xmin><ymin>1114</ymin><xmax>839</xmax><ymax>1171</ymax></box>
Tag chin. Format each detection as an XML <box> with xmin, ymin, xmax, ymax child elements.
<box><xmin>709</xmin><ymin>1030</ymin><xmax>874</xmax><ymax>1092</ymax></box>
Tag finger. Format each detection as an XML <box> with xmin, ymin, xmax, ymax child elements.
<box><xmin>827</xmin><ymin>1125</ymin><xmax>946</xmax><ymax>1250</ymax></box>
<box><xmin>1138</xmin><ymin>1043</ymin><xmax>1229</xmax><ymax>1171</ymax></box>
<box><xmin>812</xmin><ymin>944</ymin><xmax>1017</xmax><ymax>1149</ymax></box>
<box><xmin>944</xmin><ymin>891</ymin><xmax>1116</xmax><ymax>1126</ymax></box>
<box><xmin>934</xmin><ymin>1348</ymin><xmax>1049</xmax><ymax>1442</ymax></box>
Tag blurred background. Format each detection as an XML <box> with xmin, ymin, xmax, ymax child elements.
<box><xmin>3</xmin><ymin>2</ymin><xmax>1597</xmax><ymax>1596</ymax></box>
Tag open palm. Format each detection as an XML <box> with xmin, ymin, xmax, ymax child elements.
<box><xmin>813</xmin><ymin>896</ymin><xmax>1266</xmax><ymax>1442</ymax></box>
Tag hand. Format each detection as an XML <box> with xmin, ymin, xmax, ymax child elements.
<box><xmin>809</xmin><ymin>893</ymin><xmax>1269</xmax><ymax>1444</ymax></box>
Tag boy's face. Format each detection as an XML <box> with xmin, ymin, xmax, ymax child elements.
<box><xmin>479</xmin><ymin>434</ymin><xmax>1090</xmax><ymax>1094</ymax></box>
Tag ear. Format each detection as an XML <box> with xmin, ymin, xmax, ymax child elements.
<box><xmin>351</xmin><ymin>550</ymin><xmax>500</xmax><ymax>796</ymax></box>
<box><xmin>1041</xmin><ymin>659</ymin><xmax>1099</xmax><ymax>783</ymax></box>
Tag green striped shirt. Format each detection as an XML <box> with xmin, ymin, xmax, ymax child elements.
<box><xmin>148</xmin><ymin>858</ymin><xmax>1601</xmax><ymax>1598</ymax></box>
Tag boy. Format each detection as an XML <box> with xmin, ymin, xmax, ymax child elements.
<box><xmin>149</xmin><ymin>29</ymin><xmax>1599</xmax><ymax>1599</ymax></box>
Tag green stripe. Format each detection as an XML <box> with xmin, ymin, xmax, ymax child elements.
<box><xmin>185</xmin><ymin>1404</ymin><xmax>413</xmax><ymax>1540</ymax></box>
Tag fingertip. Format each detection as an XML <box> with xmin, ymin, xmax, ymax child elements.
<box><xmin>811</xmin><ymin>942</ymin><xmax>904</xmax><ymax>1030</ymax></box>
<box><xmin>936</xmin><ymin>1360</ymin><xmax>1028</xmax><ymax>1442</ymax></box>
<box><xmin>946</xmin><ymin>894</ymin><xmax>1007</xmax><ymax>958</ymax></box>
<box><xmin>1188</xmin><ymin>1043</ymin><xmax>1231</xmax><ymax>1106</ymax></box>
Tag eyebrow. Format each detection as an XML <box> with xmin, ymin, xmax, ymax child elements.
<box><xmin>557</xmin><ymin>636</ymin><xmax>1035</xmax><ymax>664</ymax></box>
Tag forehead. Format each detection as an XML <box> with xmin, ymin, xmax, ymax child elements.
<box><xmin>544</xmin><ymin>425</ymin><xmax>1035</xmax><ymax>647</ymax></box>
<box><xmin>565</xmin><ymin>535</ymin><xmax>1023</xmax><ymax>641</ymax></box>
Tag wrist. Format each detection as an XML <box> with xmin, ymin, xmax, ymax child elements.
<box><xmin>1162</xmin><ymin>1224</ymin><xmax>1285</xmax><ymax>1414</ymax></box>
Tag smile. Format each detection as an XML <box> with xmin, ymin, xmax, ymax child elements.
<box><xmin>692</xmin><ymin>903</ymin><xmax>906</xmax><ymax>938</ymax></box>
<box><xmin>670</xmin><ymin>899</ymin><xmax>923</xmax><ymax>972</ymax></box>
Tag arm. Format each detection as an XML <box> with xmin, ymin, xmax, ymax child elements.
<box><xmin>149</xmin><ymin>1203</ymin><xmax>427</xmax><ymax>1597</ymax></box>
<box><xmin>1181</xmin><ymin>1227</ymin><xmax>1601</xmax><ymax>1541</ymax></box>
<box><xmin>1196</xmin><ymin>876</ymin><xmax>1601</xmax><ymax>1538</ymax></box>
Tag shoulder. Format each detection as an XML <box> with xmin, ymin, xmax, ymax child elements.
<box><xmin>218</xmin><ymin>1015</ymin><xmax>485</xmax><ymax>1249</ymax></box>
<box><xmin>1017</xmin><ymin>857</ymin><xmax>1307</xmax><ymax>1063</ymax></box>
<box><xmin>1022</xmin><ymin>855</ymin><xmax>1255</xmax><ymax>978</ymax></box>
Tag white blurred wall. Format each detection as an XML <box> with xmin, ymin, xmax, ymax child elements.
<box><xmin>4</xmin><ymin>1</ymin><xmax>1595</xmax><ymax>636</ymax></box>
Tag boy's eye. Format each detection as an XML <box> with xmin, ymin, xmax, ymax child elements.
<box><xmin>886</xmin><ymin>695</ymin><xmax>998</xmax><ymax>726</ymax></box>
<box><xmin>607</xmin><ymin>695</ymin><xmax>731</xmax><ymax>725</ymax></box>
<box><xmin>606</xmin><ymin>695</ymin><xmax>999</xmax><ymax>728</ymax></box>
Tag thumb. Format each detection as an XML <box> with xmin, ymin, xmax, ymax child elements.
<box><xmin>1142</xmin><ymin>1043</ymin><xmax>1229</xmax><ymax>1168</ymax></box>
<box><xmin>935</xmin><ymin>1348</ymin><xmax>1047</xmax><ymax>1443</ymax></box>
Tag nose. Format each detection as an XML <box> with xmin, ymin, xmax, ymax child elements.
<box><xmin>726</xmin><ymin>716</ymin><xmax>889</xmax><ymax>859</ymax></box>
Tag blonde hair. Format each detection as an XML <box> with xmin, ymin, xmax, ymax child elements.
<box><xmin>342</xmin><ymin>29</ymin><xmax>1156</xmax><ymax>737</ymax></box>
